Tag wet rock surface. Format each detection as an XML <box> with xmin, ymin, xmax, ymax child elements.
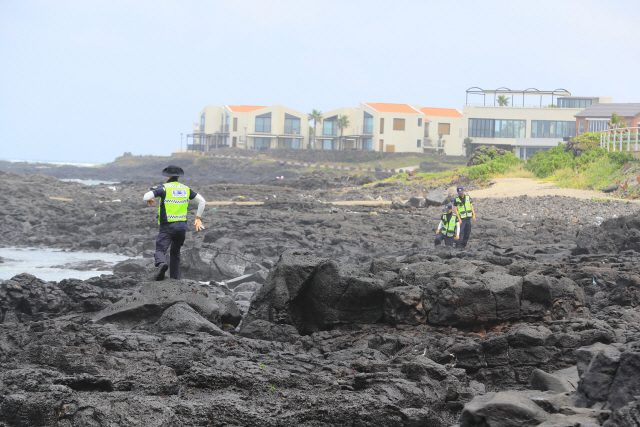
<box><xmin>1</xmin><ymin>170</ymin><xmax>640</xmax><ymax>426</ymax></box>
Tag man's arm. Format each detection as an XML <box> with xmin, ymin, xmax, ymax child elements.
<box><xmin>144</xmin><ymin>186</ymin><xmax>164</xmax><ymax>206</ymax></box>
<box><xmin>193</xmin><ymin>194</ymin><xmax>206</xmax><ymax>231</ymax></box>
<box><xmin>454</xmin><ymin>206</ymin><xmax>461</xmax><ymax>222</ymax></box>
<box><xmin>143</xmin><ymin>190</ymin><xmax>156</xmax><ymax>205</ymax></box>
<box><xmin>455</xmin><ymin>222</ymin><xmax>460</xmax><ymax>240</ymax></box>
<box><xmin>436</xmin><ymin>220</ymin><xmax>443</xmax><ymax>234</ymax></box>
<box><xmin>471</xmin><ymin>203</ymin><xmax>476</xmax><ymax>221</ymax></box>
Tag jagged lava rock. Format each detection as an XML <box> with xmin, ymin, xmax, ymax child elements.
<box><xmin>93</xmin><ymin>279</ymin><xmax>241</xmax><ymax>327</ymax></box>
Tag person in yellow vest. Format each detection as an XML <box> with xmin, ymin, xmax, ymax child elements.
<box><xmin>454</xmin><ymin>186</ymin><xmax>476</xmax><ymax>249</ymax></box>
<box><xmin>143</xmin><ymin>165</ymin><xmax>206</xmax><ymax>281</ymax></box>
<box><xmin>435</xmin><ymin>203</ymin><xmax>460</xmax><ymax>247</ymax></box>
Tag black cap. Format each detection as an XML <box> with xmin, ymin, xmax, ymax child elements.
<box><xmin>162</xmin><ymin>165</ymin><xmax>185</xmax><ymax>177</ymax></box>
<box><xmin>444</xmin><ymin>203</ymin><xmax>453</xmax><ymax>211</ymax></box>
<box><xmin>457</xmin><ymin>186</ymin><xmax>464</xmax><ymax>193</ymax></box>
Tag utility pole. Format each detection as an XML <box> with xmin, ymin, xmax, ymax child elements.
<box><xmin>180</xmin><ymin>133</ymin><xmax>183</xmax><ymax>152</ymax></box>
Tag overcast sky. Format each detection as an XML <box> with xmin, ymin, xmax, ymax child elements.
<box><xmin>2</xmin><ymin>0</ymin><xmax>639</xmax><ymax>163</ymax></box>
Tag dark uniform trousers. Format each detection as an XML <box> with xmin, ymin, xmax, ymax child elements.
<box><xmin>155</xmin><ymin>221</ymin><xmax>188</xmax><ymax>279</ymax></box>
<box><xmin>457</xmin><ymin>218</ymin><xmax>471</xmax><ymax>248</ymax></box>
<box><xmin>434</xmin><ymin>233</ymin><xmax>454</xmax><ymax>247</ymax></box>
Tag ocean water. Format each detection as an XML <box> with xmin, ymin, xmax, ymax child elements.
<box><xmin>0</xmin><ymin>247</ymin><xmax>135</xmax><ymax>282</ymax></box>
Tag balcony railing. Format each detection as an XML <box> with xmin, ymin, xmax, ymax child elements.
<box><xmin>363</xmin><ymin>125</ymin><xmax>373</xmax><ymax>134</ymax></box>
<box><xmin>600</xmin><ymin>127</ymin><xmax>640</xmax><ymax>152</ymax></box>
<box><xmin>187</xmin><ymin>144</ymin><xmax>205</xmax><ymax>152</ymax></box>
<box><xmin>255</xmin><ymin>126</ymin><xmax>271</xmax><ymax>133</ymax></box>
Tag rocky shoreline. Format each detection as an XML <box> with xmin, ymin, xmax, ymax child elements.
<box><xmin>1</xmin><ymin>169</ymin><xmax>640</xmax><ymax>426</ymax></box>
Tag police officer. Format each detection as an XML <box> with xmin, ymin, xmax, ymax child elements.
<box><xmin>435</xmin><ymin>203</ymin><xmax>459</xmax><ymax>247</ymax></box>
<box><xmin>143</xmin><ymin>165</ymin><xmax>206</xmax><ymax>281</ymax></box>
<box><xmin>454</xmin><ymin>186</ymin><xmax>476</xmax><ymax>249</ymax></box>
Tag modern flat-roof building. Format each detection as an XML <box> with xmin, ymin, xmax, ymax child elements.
<box><xmin>575</xmin><ymin>103</ymin><xmax>640</xmax><ymax>134</ymax></box>
<box><xmin>462</xmin><ymin>88</ymin><xmax>612</xmax><ymax>160</ymax></box>
<box><xmin>187</xmin><ymin>105</ymin><xmax>309</xmax><ymax>152</ymax></box>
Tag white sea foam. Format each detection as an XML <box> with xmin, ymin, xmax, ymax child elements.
<box><xmin>0</xmin><ymin>247</ymin><xmax>136</xmax><ymax>282</ymax></box>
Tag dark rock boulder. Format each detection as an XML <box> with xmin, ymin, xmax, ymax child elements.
<box><xmin>384</xmin><ymin>286</ymin><xmax>425</xmax><ymax>325</ymax></box>
<box><xmin>0</xmin><ymin>274</ymin><xmax>70</xmax><ymax>323</ymax></box>
<box><xmin>153</xmin><ymin>302</ymin><xmax>229</xmax><ymax>336</ymax></box>
<box><xmin>238</xmin><ymin>319</ymin><xmax>300</xmax><ymax>343</ymax></box>
<box><xmin>92</xmin><ymin>279</ymin><xmax>240</xmax><ymax>328</ymax></box>
<box><xmin>574</xmin><ymin>212</ymin><xmax>640</xmax><ymax>255</ymax></box>
<box><xmin>405</xmin><ymin>196</ymin><xmax>425</xmax><ymax>208</ymax></box>
<box><xmin>459</xmin><ymin>391</ymin><xmax>548</xmax><ymax>426</ymax></box>
<box><xmin>242</xmin><ymin>249</ymin><xmax>386</xmax><ymax>334</ymax></box>
<box><xmin>424</xmin><ymin>189</ymin><xmax>448</xmax><ymax>207</ymax></box>
<box><xmin>530</xmin><ymin>368</ymin><xmax>575</xmax><ymax>393</ymax></box>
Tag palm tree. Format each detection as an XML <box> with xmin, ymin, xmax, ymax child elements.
<box><xmin>308</xmin><ymin>110</ymin><xmax>323</xmax><ymax>150</ymax></box>
<box><xmin>337</xmin><ymin>115</ymin><xmax>351</xmax><ymax>150</ymax></box>
<box><xmin>497</xmin><ymin>95</ymin><xmax>510</xmax><ymax>106</ymax></box>
<box><xmin>609</xmin><ymin>113</ymin><xmax>626</xmax><ymax>129</ymax></box>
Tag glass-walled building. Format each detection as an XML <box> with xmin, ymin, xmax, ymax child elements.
<box><xmin>462</xmin><ymin>92</ymin><xmax>612</xmax><ymax>156</ymax></box>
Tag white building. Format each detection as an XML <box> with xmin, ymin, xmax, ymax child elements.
<box><xmin>462</xmin><ymin>88</ymin><xmax>611</xmax><ymax>159</ymax></box>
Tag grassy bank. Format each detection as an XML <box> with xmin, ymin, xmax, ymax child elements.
<box><xmin>371</xmin><ymin>135</ymin><xmax>640</xmax><ymax>197</ymax></box>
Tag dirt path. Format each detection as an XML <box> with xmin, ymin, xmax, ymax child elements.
<box><xmin>459</xmin><ymin>178</ymin><xmax>639</xmax><ymax>202</ymax></box>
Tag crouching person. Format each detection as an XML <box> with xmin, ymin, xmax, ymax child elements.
<box><xmin>435</xmin><ymin>203</ymin><xmax>459</xmax><ymax>247</ymax></box>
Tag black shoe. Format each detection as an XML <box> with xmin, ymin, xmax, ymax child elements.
<box><xmin>155</xmin><ymin>263</ymin><xmax>168</xmax><ymax>281</ymax></box>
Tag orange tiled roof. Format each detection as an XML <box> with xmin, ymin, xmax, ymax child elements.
<box><xmin>227</xmin><ymin>105</ymin><xmax>267</xmax><ymax>113</ymax></box>
<box><xmin>365</xmin><ymin>103</ymin><xmax>421</xmax><ymax>114</ymax></box>
<box><xmin>420</xmin><ymin>107</ymin><xmax>462</xmax><ymax>118</ymax></box>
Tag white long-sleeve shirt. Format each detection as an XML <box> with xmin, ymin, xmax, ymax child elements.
<box><xmin>437</xmin><ymin>215</ymin><xmax>460</xmax><ymax>236</ymax></box>
<box><xmin>143</xmin><ymin>190</ymin><xmax>206</xmax><ymax>218</ymax></box>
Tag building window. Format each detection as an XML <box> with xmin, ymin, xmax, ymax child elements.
<box><xmin>254</xmin><ymin>137</ymin><xmax>270</xmax><ymax>149</ymax></box>
<box><xmin>233</xmin><ymin>117</ymin><xmax>238</xmax><ymax>132</ymax></box>
<box><xmin>323</xmin><ymin>119</ymin><xmax>337</xmax><ymax>135</ymax></box>
<box><xmin>627</xmin><ymin>122</ymin><xmax>632</xmax><ymax>128</ymax></box>
<box><xmin>225</xmin><ymin>114</ymin><xmax>230</xmax><ymax>132</ymax></box>
<box><xmin>380</xmin><ymin>118</ymin><xmax>384</xmax><ymax>134</ymax></box>
<box><xmin>322</xmin><ymin>139</ymin><xmax>335</xmax><ymax>150</ymax></box>
<box><xmin>578</xmin><ymin>121</ymin><xmax>585</xmax><ymax>134</ymax></box>
<box><xmin>200</xmin><ymin>113</ymin><xmax>205</xmax><ymax>132</ymax></box>
<box><xmin>438</xmin><ymin>123</ymin><xmax>450</xmax><ymax>135</ymax></box>
<box><xmin>393</xmin><ymin>119</ymin><xmax>405</xmax><ymax>131</ymax></box>
<box><xmin>557</xmin><ymin>98</ymin><xmax>593</xmax><ymax>109</ymax></box>
<box><xmin>379</xmin><ymin>139</ymin><xmax>384</xmax><ymax>151</ymax></box>
<box><xmin>255</xmin><ymin>113</ymin><xmax>272</xmax><ymax>133</ymax></box>
<box><xmin>363</xmin><ymin>138</ymin><xmax>373</xmax><ymax>150</ymax></box>
<box><xmin>283</xmin><ymin>138</ymin><xmax>300</xmax><ymax>149</ymax></box>
<box><xmin>468</xmin><ymin>119</ymin><xmax>526</xmax><ymax>138</ymax></box>
<box><xmin>417</xmin><ymin>139</ymin><xmax>421</xmax><ymax>147</ymax></box>
<box><xmin>418</xmin><ymin>118</ymin><xmax>422</xmax><ymax>126</ymax></box>
<box><xmin>588</xmin><ymin>120</ymin><xmax>609</xmax><ymax>132</ymax></box>
<box><xmin>284</xmin><ymin>114</ymin><xmax>301</xmax><ymax>134</ymax></box>
<box><xmin>424</xmin><ymin>123</ymin><xmax>430</xmax><ymax>137</ymax></box>
<box><xmin>531</xmin><ymin>121</ymin><xmax>576</xmax><ymax>138</ymax></box>
<box><xmin>364</xmin><ymin>112</ymin><xmax>373</xmax><ymax>134</ymax></box>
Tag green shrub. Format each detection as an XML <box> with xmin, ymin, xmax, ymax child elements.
<box><xmin>607</xmin><ymin>151</ymin><xmax>633</xmax><ymax>165</ymax></box>
<box><xmin>525</xmin><ymin>142</ymin><xmax>634</xmax><ymax>179</ymax></box>
<box><xmin>525</xmin><ymin>144</ymin><xmax>575</xmax><ymax>178</ymax></box>
<box><xmin>572</xmin><ymin>132</ymin><xmax>602</xmax><ymax>151</ymax></box>
<box><xmin>467</xmin><ymin>151</ymin><xmax>522</xmax><ymax>180</ymax></box>
<box><xmin>194</xmin><ymin>156</ymin><xmax>210</xmax><ymax>168</ymax></box>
